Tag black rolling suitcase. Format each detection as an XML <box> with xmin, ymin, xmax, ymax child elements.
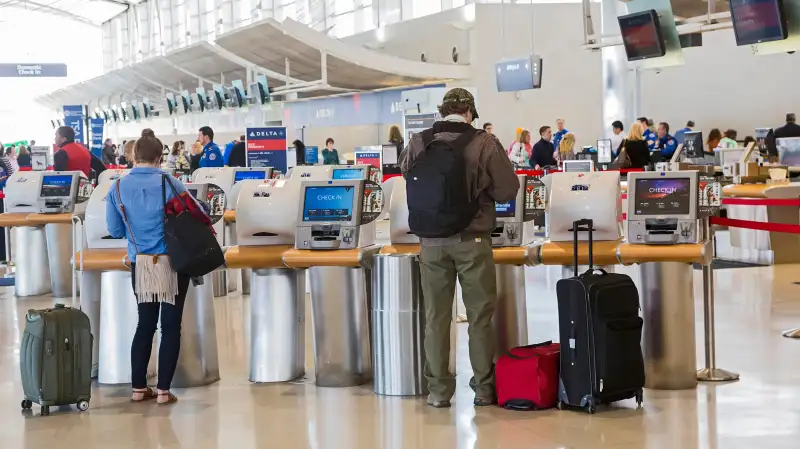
<box><xmin>20</xmin><ymin>304</ymin><xmax>92</xmax><ymax>415</ymax></box>
<box><xmin>555</xmin><ymin>219</ymin><xmax>645</xmax><ymax>413</ymax></box>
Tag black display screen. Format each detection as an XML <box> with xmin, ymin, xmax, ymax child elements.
<box><xmin>40</xmin><ymin>175</ymin><xmax>73</xmax><ymax>197</ymax></box>
<box><xmin>634</xmin><ymin>178</ymin><xmax>692</xmax><ymax>216</ymax></box>
<box><xmin>618</xmin><ymin>10</ymin><xmax>666</xmax><ymax>61</ymax></box>
<box><xmin>683</xmin><ymin>132</ymin><xmax>704</xmax><ymax>159</ymax></box>
<box><xmin>730</xmin><ymin>0</ymin><xmax>787</xmax><ymax>46</ymax></box>
<box><xmin>495</xmin><ymin>200</ymin><xmax>517</xmax><ymax>218</ymax></box>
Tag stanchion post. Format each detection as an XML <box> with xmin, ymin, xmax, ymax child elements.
<box><xmin>3</xmin><ymin>226</ymin><xmax>12</xmax><ymax>275</ymax></box>
<box><xmin>697</xmin><ymin>217</ymin><xmax>740</xmax><ymax>382</ymax></box>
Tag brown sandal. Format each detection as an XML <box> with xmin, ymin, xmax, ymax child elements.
<box><xmin>157</xmin><ymin>392</ymin><xmax>178</xmax><ymax>405</ymax></box>
<box><xmin>131</xmin><ymin>387</ymin><xmax>157</xmax><ymax>402</ymax></box>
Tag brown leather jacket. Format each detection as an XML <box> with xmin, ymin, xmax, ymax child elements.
<box><xmin>400</xmin><ymin>121</ymin><xmax>519</xmax><ymax>235</ymax></box>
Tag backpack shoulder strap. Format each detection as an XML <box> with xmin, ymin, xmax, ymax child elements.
<box><xmin>451</xmin><ymin>128</ymin><xmax>479</xmax><ymax>149</ymax></box>
<box><xmin>421</xmin><ymin>129</ymin><xmax>436</xmax><ymax>147</ymax></box>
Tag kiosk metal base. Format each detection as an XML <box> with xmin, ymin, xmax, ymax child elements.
<box><xmin>249</xmin><ymin>268</ymin><xmax>305</xmax><ymax>383</ymax></box>
<box><xmin>309</xmin><ymin>266</ymin><xmax>371</xmax><ymax>387</ymax></box>
<box><xmin>79</xmin><ymin>271</ymin><xmax>102</xmax><ymax>378</ymax></box>
<box><xmin>494</xmin><ymin>264</ymin><xmax>528</xmax><ymax>354</ymax></box>
<box><xmin>696</xmin><ymin>367</ymin><xmax>740</xmax><ymax>382</ymax></box>
<box><xmin>45</xmin><ymin>223</ymin><xmax>74</xmax><ymax>298</ymax></box>
<box><xmin>13</xmin><ymin>226</ymin><xmax>50</xmax><ymax>297</ymax></box>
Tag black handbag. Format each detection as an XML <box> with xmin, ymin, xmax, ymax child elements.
<box><xmin>161</xmin><ymin>175</ymin><xmax>225</xmax><ymax>277</ymax></box>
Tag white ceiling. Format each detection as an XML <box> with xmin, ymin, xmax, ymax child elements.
<box><xmin>0</xmin><ymin>0</ymin><xmax>131</xmax><ymax>26</ymax></box>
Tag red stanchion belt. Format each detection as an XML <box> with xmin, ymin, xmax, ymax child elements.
<box><xmin>710</xmin><ymin>216</ymin><xmax>800</xmax><ymax>234</ymax></box>
<box><xmin>722</xmin><ymin>198</ymin><xmax>800</xmax><ymax>206</ymax></box>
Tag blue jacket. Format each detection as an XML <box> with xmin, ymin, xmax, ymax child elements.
<box><xmin>223</xmin><ymin>141</ymin><xmax>236</xmax><ymax>166</ymax></box>
<box><xmin>553</xmin><ymin>129</ymin><xmax>569</xmax><ymax>151</ymax></box>
<box><xmin>655</xmin><ymin>134</ymin><xmax>678</xmax><ymax>158</ymax></box>
<box><xmin>106</xmin><ymin>167</ymin><xmax>189</xmax><ymax>262</ymax></box>
<box><xmin>674</xmin><ymin>127</ymin><xmax>691</xmax><ymax>144</ymax></box>
<box><xmin>644</xmin><ymin>129</ymin><xmax>657</xmax><ymax>150</ymax></box>
<box><xmin>200</xmin><ymin>142</ymin><xmax>223</xmax><ymax>168</ymax></box>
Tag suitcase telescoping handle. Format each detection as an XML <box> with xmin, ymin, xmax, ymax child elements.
<box><xmin>505</xmin><ymin>341</ymin><xmax>553</xmax><ymax>360</ymax></box>
<box><xmin>572</xmin><ymin>219</ymin><xmax>594</xmax><ymax>277</ymax></box>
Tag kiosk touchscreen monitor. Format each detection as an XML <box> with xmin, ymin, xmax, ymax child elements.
<box><xmin>295</xmin><ymin>180</ymin><xmax>370</xmax><ymax>250</ymax></box>
<box><xmin>234</xmin><ymin>170</ymin><xmax>268</xmax><ymax>183</ymax></box>
<box><xmin>683</xmin><ymin>131</ymin><xmax>704</xmax><ymax>159</ymax></box>
<box><xmin>491</xmin><ymin>174</ymin><xmax>533</xmax><ymax>246</ymax></box>
<box><xmin>41</xmin><ymin>175</ymin><xmax>73</xmax><ymax>198</ymax></box>
<box><xmin>545</xmin><ymin>171</ymin><xmax>621</xmax><ymax>242</ymax></box>
<box><xmin>597</xmin><ymin>140</ymin><xmax>612</xmax><ymax>164</ymax></box>
<box><xmin>627</xmin><ymin>171</ymin><xmax>699</xmax><ymax>244</ymax></box>
<box><xmin>37</xmin><ymin>172</ymin><xmax>82</xmax><ymax>213</ymax></box>
<box><xmin>184</xmin><ymin>183</ymin><xmax>208</xmax><ymax>201</ymax></box>
<box><xmin>332</xmin><ymin>168</ymin><xmax>366</xmax><ymax>180</ymax></box>
<box><xmin>495</xmin><ymin>201</ymin><xmax>516</xmax><ymax>218</ymax></box>
<box><xmin>563</xmin><ymin>160</ymin><xmax>594</xmax><ymax>172</ymax></box>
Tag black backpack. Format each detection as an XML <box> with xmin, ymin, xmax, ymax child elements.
<box><xmin>406</xmin><ymin>123</ymin><xmax>480</xmax><ymax>238</ymax></box>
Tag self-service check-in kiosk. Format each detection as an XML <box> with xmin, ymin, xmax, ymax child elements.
<box><xmin>285</xmin><ymin>179</ymin><xmax>381</xmax><ymax>387</ymax></box>
<box><xmin>193</xmin><ymin>167</ymin><xmax>273</xmax><ymax>294</ymax></box>
<box><xmin>2</xmin><ymin>171</ymin><xmax>89</xmax><ymax>297</ymax></box>
<box><xmin>491</xmin><ymin>174</ymin><xmax>535</xmax><ymax>353</ymax></box>
<box><xmin>232</xmin><ymin>178</ymin><xmax>306</xmax><ymax>383</ymax></box>
<box><xmin>77</xmin><ymin>172</ymin><xmax>219</xmax><ymax>387</ymax></box>
<box><xmin>626</xmin><ymin>171</ymin><xmax>700</xmax><ymax>244</ymax></box>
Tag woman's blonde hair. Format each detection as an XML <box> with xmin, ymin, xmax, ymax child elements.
<box><xmin>559</xmin><ymin>132</ymin><xmax>576</xmax><ymax>156</ymax></box>
<box><xmin>124</xmin><ymin>140</ymin><xmax>135</xmax><ymax>160</ymax></box>
<box><xmin>520</xmin><ymin>129</ymin><xmax>531</xmax><ymax>145</ymax></box>
<box><xmin>388</xmin><ymin>125</ymin><xmax>402</xmax><ymax>143</ymax></box>
<box><xmin>191</xmin><ymin>141</ymin><xmax>203</xmax><ymax>155</ymax></box>
<box><xmin>627</xmin><ymin>122</ymin><xmax>645</xmax><ymax>141</ymax></box>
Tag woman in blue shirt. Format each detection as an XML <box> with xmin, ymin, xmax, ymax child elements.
<box><xmin>106</xmin><ymin>129</ymin><xmax>199</xmax><ymax>405</ymax></box>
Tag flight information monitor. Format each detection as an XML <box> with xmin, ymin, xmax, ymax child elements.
<box><xmin>618</xmin><ymin>10</ymin><xmax>666</xmax><ymax>61</ymax></box>
<box><xmin>495</xmin><ymin>200</ymin><xmax>517</xmax><ymax>218</ymax></box>
<box><xmin>332</xmin><ymin>168</ymin><xmax>365</xmax><ymax>180</ymax></box>
<box><xmin>729</xmin><ymin>0</ymin><xmax>788</xmax><ymax>46</ymax></box>
<box><xmin>302</xmin><ymin>185</ymin><xmax>355</xmax><ymax>222</ymax></box>
<box><xmin>633</xmin><ymin>177</ymin><xmax>692</xmax><ymax>216</ymax></box>
<box><xmin>40</xmin><ymin>175</ymin><xmax>73</xmax><ymax>197</ymax></box>
<box><xmin>234</xmin><ymin>170</ymin><xmax>266</xmax><ymax>183</ymax></box>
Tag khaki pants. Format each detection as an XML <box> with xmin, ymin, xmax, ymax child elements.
<box><xmin>419</xmin><ymin>236</ymin><xmax>497</xmax><ymax>400</ymax></box>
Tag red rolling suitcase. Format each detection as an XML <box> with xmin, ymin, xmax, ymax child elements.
<box><xmin>496</xmin><ymin>341</ymin><xmax>560</xmax><ymax>410</ymax></box>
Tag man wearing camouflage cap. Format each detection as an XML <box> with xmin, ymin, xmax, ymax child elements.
<box><xmin>401</xmin><ymin>87</ymin><xmax>519</xmax><ymax>408</ymax></box>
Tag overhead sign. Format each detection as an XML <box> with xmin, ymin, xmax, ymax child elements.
<box><xmin>0</xmin><ymin>63</ymin><xmax>67</xmax><ymax>78</ymax></box>
<box><xmin>63</xmin><ymin>105</ymin><xmax>86</xmax><ymax>145</ymax></box>
<box><xmin>304</xmin><ymin>145</ymin><xmax>319</xmax><ymax>165</ymax></box>
<box><xmin>89</xmin><ymin>118</ymin><xmax>104</xmax><ymax>161</ymax></box>
<box><xmin>495</xmin><ymin>56</ymin><xmax>542</xmax><ymax>92</ymax></box>
<box><xmin>403</xmin><ymin>112</ymin><xmax>439</xmax><ymax>142</ymax></box>
<box><xmin>246</xmin><ymin>127</ymin><xmax>287</xmax><ymax>174</ymax></box>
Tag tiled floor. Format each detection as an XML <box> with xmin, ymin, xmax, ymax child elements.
<box><xmin>2</xmin><ymin>262</ymin><xmax>800</xmax><ymax>448</ymax></box>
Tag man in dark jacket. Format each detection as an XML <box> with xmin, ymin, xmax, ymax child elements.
<box><xmin>227</xmin><ymin>141</ymin><xmax>247</xmax><ymax>167</ymax></box>
<box><xmin>531</xmin><ymin>126</ymin><xmax>557</xmax><ymax>169</ymax></box>
<box><xmin>401</xmin><ymin>88</ymin><xmax>519</xmax><ymax>408</ymax></box>
<box><xmin>102</xmin><ymin>139</ymin><xmax>116</xmax><ymax>165</ymax></box>
<box><xmin>775</xmin><ymin>113</ymin><xmax>800</xmax><ymax>139</ymax></box>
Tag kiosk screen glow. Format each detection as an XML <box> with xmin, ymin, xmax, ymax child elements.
<box><xmin>495</xmin><ymin>200</ymin><xmax>516</xmax><ymax>218</ymax></box>
<box><xmin>634</xmin><ymin>178</ymin><xmax>691</xmax><ymax>215</ymax></box>
<box><xmin>332</xmin><ymin>169</ymin><xmax>364</xmax><ymax>180</ymax></box>
<box><xmin>303</xmin><ymin>186</ymin><xmax>355</xmax><ymax>222</ymax></box>
<box><xmin>234</xmin><ymin>171</ymin><xmax>266</xmax><ymax>183</ymax></box>
<box><xmin>40</xmin><ymin>175</ymin><xmax>73</xmax><ymax>197</ymax></box>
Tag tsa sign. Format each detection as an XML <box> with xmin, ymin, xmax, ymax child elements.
<box><xmin>63</xmin><ymin>105</ymin><xmax>85</xmax><ymax>145</ymax></box>
<box><xmin>354</xmin><ymin>147</ymin><xmax>382</xmax><ymax>169</ymax></box>
<box><xmin>246</xmin><ymin>127</ymin><xmax>287</xmax><ymax>173</ymax></box>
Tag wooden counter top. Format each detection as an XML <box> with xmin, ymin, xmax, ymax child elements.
<box><xmin>26</xmin><ymin>213</ymin><xmax>74</xmax><ymax>225</ymax></box>
<box><xmin>224</xmin><ymin>245</ymin><xmax>291</xmax><ymax>269</ymax></box>
<box><xmin>223</xmin><ymin>210</ymin><xmax>236</xmax><ymax>223</ymax></box>
<box><xmin>537</xmin><ymin>241</ymin><xmax>621</xmax><ymax>266</ymax></box>
<box><xmin>618</xmin><ymin>242</ymin><xmax>710</xmax><ymax>265</ymax></box>
<box><xmin>533</xmin><ymin>241</ymin><xmax>710</xmax><ymax>266</ymax></box>
<box><xmin>380</xmin><ymin>244</ymin><xmax>420</xmax><ymax>255</ymax></box>
<box><xmin>492</xmin><ymin>246</ymin><xmax>530</xmax><ymax>265</ymax></box>
<box><xmin>74</xmin><ymin>249</ymin><xmax>130</xmax><ymax>272</ymax></box>
<box><xmin>722</xmin><ymin>183</ymin><xmax>770</xmax><ymax>198</ymax></box>
<box><xmin>0</xmin><ymin>213</ymin><xmax>33</xmax><ymax>227</ymax></box>
<box><xmin>282</xmin><ymin>247</ymin><xmax>380</xmax><ymax>269</ymax></box>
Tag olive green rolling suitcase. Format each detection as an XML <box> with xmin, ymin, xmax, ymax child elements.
<box><xmin>20</xmin><ymin>304</ymin><xmax>92</xmax><ymax>415</ymax></box>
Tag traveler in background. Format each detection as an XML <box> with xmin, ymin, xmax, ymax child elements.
<box><xmin>613</xmin><ymin>122</ymin><xmax>651</xmax><ymax>169</ymax></box>
<box><xmin>166</xmin><ymin>142</ymin><xmax>182</xmax><ymax>169</ymax></box>
<box><xmin>389</xmin><ymin>125</ymin><xmax>404</xmax><ymax>161</ymax></box>
<box><xmin>293</xmin><ymin>139</ymin><xmax>307</xmax><ymax>166</ymax></box>
<box><xmin>531</xmin><ymin>125</ymin><xmax>557</xmax><ymax>169</ymax></box>
<box><xmin>119</xmin><ymin>141</ymin><xmax>135</xmax><ymax>168</ymax></box>
<box><xmin>0</xmin><ymin>143</ymin><xmax>14</xmax><ymax>262</ymax></box>
<box><xmin>400</xmin><ymin>88</ymin><xmax>519</xmax><ymax>408</ymax></box>
<box><xmin>106</xmin><ymin>130</ymin><xmax>206</xmax><ymax>406</ymax></box>
<box><xmin>197</xmin><ymin>126</ymin><xmax>223</xmax><ymax>168</ymax></box>
<box><xmin>102</xmin><ymin>139</ymin><xmax>116</xmax><ymax>165</ymax></box>
<box><xmin>189</xmin><ymin>141</ymin><xmax>203</xmax><ymax>173</ymax></box>
<box><xmin>654</xmin><ymin>122</ymin><xmax>678</xmax><ymax>159</ymax></box>
<box><xmin>29</xmin><ymin>140</ymin><xmax>36</xmax><ymax>148</ymax></box>
<box><xmin>507</xmin><ymin>129</ymin><xmax>532</xmax><ymax>168</ymax></box>
<box><xmin>775</xmin><ymin>113</ymin><xmax>800</xmax><ymax>138</ymax></box>
<box><xmin>53</xmin><ymin>126</ymin><xmax>91</xmax><ymax>176</ymax></box>
<box><xmin>322</xmin><ymin>138</ymin><xmax>339</xmax><ymax>165</ymax></box>
<box><xmin>557</xmin><ymin>132</ymin><xmax>577</xmax><ymax>162</ymax></box>
<box><xmin>610</xmin><ymin>121</ymin><xmax>625</xmax><ymax>157</ymax></box>
<box><xmin>707</xmin><ymin>128</ymin><xmax>722</xmax><ymax>154</ymax></box>
<box><xmin>675</xmin><ymin>120</ymin><xmax>695</xmax><ymax>144</ymax></box>
<box><xmin>17</xmin><ymin>145</ymin><xmax>31</xmax><ymax>169</ymax></box>
<box><xmin>720</xmin><ymin>129</ymin><xmax>738</xmax><ymax>148</ymax></box>
<box><xmin>553</xmin><ymin>118</ymin><xmax>569</xmax><ymax>151</ymax></box>
<box><xmin>5</xmin><ymin>146</ymin><xmax>19</xmax><ymax>173</ymax></box>
<box><xmin>743</xmin><ymin>136</ymin><xmax>756</xmax><ymax>148</ymax></box>
<box><xmin>223</xmin><ymin>137</ymin><xmax>239</xmax><ymax>166</ymax></box>
<box><xmin>638</xmin><ymin>117</ymin><xmax>657</xmax><ymax>149</ymax></box>
<box><xmin>483</xmin><ymin>123</ymin><xmax>494</xmax><ymax>135</ymax></box>
<box><xmin>227</xmin><ymin>139</ymin><xmax>246</xmax><ymax>167</ymax></box>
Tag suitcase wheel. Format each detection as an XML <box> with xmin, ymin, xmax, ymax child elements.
<box><xmin>41</xmin><ymin>406</ymin><xmax>50</xmax><ymax>416</ymax></box>
<box><xmin>20</xmin><ymin>400</ymin><xmax>32</xmax><ymax>410</ymax></box>
<box><xmin>584</xmin><ymin>398</ymin><xmax>596</xmax><ymax>414</ymax></box>
<box><xmin>556</xmin><ymin>401</ymin><xmax>563</xmax><ymax>410</ymax></box>
<box><xmin>77</xmin><ymin>400</ymin><xmax>90</xmax><ymax>412</ymax></box>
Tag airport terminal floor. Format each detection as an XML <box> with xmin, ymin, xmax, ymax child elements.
<box><xmin>1</xmin><ymin>241</ymin><xmax>799</xmax><ymax>449</ymax></box>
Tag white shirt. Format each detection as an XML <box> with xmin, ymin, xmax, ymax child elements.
<box><xmin>610</xmin><ymin>133</ymin><xmax>625</xmax><ymax>153</ymax></box>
